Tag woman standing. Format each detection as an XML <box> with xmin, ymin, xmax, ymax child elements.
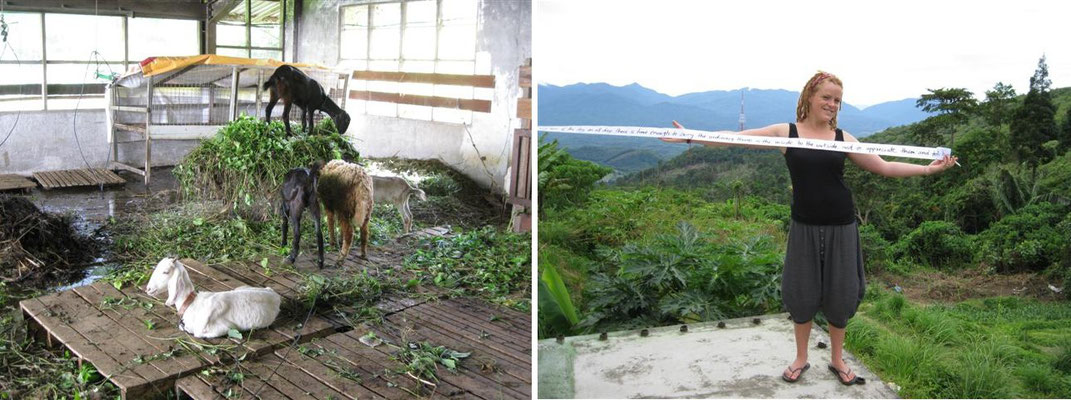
<box><xmin>662</xmin><ymin>71</ymin><xmax>957</xmax><ymax>385</ymax></box>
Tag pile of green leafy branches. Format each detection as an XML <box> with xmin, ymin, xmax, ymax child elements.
<box><xmin>174</xmin><ymin>116</ymin><xmax>359</xmax><ymax>221</ymax></box>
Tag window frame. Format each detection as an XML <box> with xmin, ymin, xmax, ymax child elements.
<box><xmin>214</xmin><ymin>0</ymin><xmax>286</xmax><ymax>61</ymax></box>
<box><xmin>0</xmin><ymin>11</ymin><xmax>200</xmax><ymax>111</ymax></box>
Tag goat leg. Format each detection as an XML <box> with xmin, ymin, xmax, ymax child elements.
<box><xmin>282</xmin><ymin>102</ymin><xmax>294</xmax><ymax>136</ymax></box>
<box><xmin>287</xmin><ymin>210</ymin><xmax>302</xmax><ymax>264</ymax></box>
<box><xmin>312</xmin><ymin>201</ymin><xmax>324</xmax><ymax>269</ymax></box>
<box><xmin>280</xmin><ymin>202</ymin><xmax>290</xmax><ymax>247</ymax></box>
<box><xmin>360</xmin><ymin>214</ymin><xmax>370</xmax><ymax>259</ymax></box>
<box><xmin>265</xmin><ymin>91</ymin><xmax>279</xmax><ymax>123</ymax></box>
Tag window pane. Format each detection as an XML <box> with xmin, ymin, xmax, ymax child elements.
<box><xmin>340</xmin><ymin>28</ymin><xmax>368</xmax><ymax>60</ymax></box>
<box><xmin>217</xmin><ymin>47</ymin><xmax>249</xmax><ymax>58</ymax></box>
<box><xmin>251</xmin><ymin>49</ymin><xmax>282</xmax><ymax>60</ymax></box>
<box><xmin>369</xmin><ymin>60</ymin><xmax>398</xmax><ymax>71</ymax></box>
<box><xmin>48</xmin><ymin>63</ymin><xmax>123</xmax><ymax>84</ymax></box>
<box><xmin>372</xmin><ymin>3</ymin><xmax>400</xmax><ymax>27</ymax></box>
<box><xmin>45</xmin><ymin>14</ymin><xmax>125</xmax><ymax>61</ymax></box>
<box><xmin>0</xmin><ymin>64</ymin><xmax>42</xmax><ymax>85</ymax></box>
<box><xmin>128</xmin><ymin>18</ymin><xmax>199</xmax><ymax>61</ymax></box>
<box><xmin>1</xmin><ymin>12</ymin><xmax>43</xmax><ymax>61</ymax></box>
<box><xmin>341</xmin><ymin>5</ymin><xmax>368</xmax><ymax>28</ymax></box>
<box><xmin>369</xmin><ymin>28</ymin><xmax>400</xmax><ymax>60</ymax></box>
<box><xmin>407</xmin><ymin>1</ymin><xmax>436</xmax><ymax>24</ymax></box>
<box><xmin>251</xmin><ymin>25</ymin><xmax>280</xmax><ymax>48</ymax></box>
<box><xmin>402</xmin><ymin>26</ymin><xmax>434</xmax><ymax>60</ymax></box>
<box><xmin>438</xmin><ymin>25</ymin><xmax>475</xmax><ymax>60</ymax></box>
<box><xmin>217</xmin><ymin>23</ymin><xmax>247</xmax><ymax>47</ymax></box>
<box><xmin>441</xmin><ymin>0</ymin><xmax>477</xmax><ymax>23</ymax></box>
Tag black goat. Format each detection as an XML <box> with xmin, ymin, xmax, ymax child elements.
<box><xmin>280</xmin><ymin>161</ymin><xmax>325</xmax><ymax>268</ymax></box>
<box><xmin>263</xmin><ymin>65</ymin><xmax>351</xmax><ymax>136</ymax></box>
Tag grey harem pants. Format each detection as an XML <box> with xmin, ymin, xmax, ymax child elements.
<box><xmin>781</xmin><ymin>220</ymin><xmax>865</xmax><ymax>329</ymax></box>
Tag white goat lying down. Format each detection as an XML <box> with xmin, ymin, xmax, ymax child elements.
<box><xmin>144</xmin><ymin>258</ymin><xmax>282</xmax><ymax>339</ymax></box>
<box><xmin>371</xmin><ymin>174</ymin><xmax>426</xmax><ymax>234</ymax></box>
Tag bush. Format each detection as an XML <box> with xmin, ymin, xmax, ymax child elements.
<box><xmin>892</xmin><ymin>220</ymin><xmax>974</xmax><ymax>269</ymax></box>
<box><xmin>859</xmin><ymin>223</ymin><xmax>892</xmax><ymax>273</ymax></box>
<box><xmin>977</xmin><ymin>203</ymin><xmax>1069</xmax><ymax>272</ymax></box>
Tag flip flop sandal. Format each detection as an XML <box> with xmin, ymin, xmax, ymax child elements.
<box><xmin>781</xmin><ymin>362</ymin><xmax>810</xmax><ymax>383</ymax></box>
<box><xmin>828</xmin><ymin>364</ymin><xmax>866</xmax><ymax>385</ymax></box>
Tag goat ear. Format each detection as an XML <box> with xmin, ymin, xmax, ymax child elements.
<box><xmin>165</xmin><ymin>269</ymin><xmax>180</xmax><ymax>306</ymax></box>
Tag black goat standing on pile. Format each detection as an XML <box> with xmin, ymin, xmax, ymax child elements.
<box><xmin>280</xmin><ymin>161</ymin><xmax>325</xmax><ymax>268</ymax></box>
<box><xmin>263</xmin><ymin>65</ymin><xmax>351</xmax><ymax>136</ymax></box>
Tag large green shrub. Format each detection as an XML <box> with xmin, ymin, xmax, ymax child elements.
<box><xmin>859</xmin><ymin>223</ymin><xmax>892</xmax><ymax>273</ymax></box>
<box><xmin>892</xmin><ymin>220</ymin><xmax>974</xmax><ymax>269</ymax></box>
<box><xmin>538</xmin><ymin>137</ymin><xmax>613</xmax><ymax>211</ymax></box>
<box><xmin>977</xmin><ymin>203</ymin><xmax>1070</xmax><ymax>272</ymax></box>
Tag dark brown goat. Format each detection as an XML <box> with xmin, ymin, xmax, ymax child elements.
<box><xmin>263</xmin><ymin>65</ymin><xmax>350</xmax><ymax>136</ymax></box>
<box><xmin>280</xmin><ymin>161</ymin><xmax>324</xmax><ymax>268</ymax></box>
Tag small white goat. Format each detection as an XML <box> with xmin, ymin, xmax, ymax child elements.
<box><xmin>144</xmin><ymin>258</ymin><xmax>282</xmax><ymax>339</ymax></box>
<box><xmin>371</xmin><ymin>174</ymin><xmax>426</xmax><ymax>234</ymax></box>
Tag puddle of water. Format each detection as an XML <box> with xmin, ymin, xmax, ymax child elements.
<box><xmin>51</xmin><ymin>262</ymin><xmax>116</xmax><ymax>292</ymax></box>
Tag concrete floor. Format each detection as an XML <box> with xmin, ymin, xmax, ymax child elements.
<box><xmin>538</xmin><ymin>313</ymin><xmax>900</xmax><ymax>399</ymax></box>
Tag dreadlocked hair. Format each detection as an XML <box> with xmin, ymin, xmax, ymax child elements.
<box><xmin>796</xmin><ymin>71</ymin><xmax>843</xmax><ymax>129</ymax></box>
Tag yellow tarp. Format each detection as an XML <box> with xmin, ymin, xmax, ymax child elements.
<box><xmin>139</xmin><ymin>55</ymin><xmax>330</xmax><ymax>77</ymax></box>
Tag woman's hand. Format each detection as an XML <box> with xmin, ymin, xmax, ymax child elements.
<box><xmin>660</xmin><ymin>120</ymin><xmax>690</xmax><ymax>143</ymax></box>
<box><xmin>926</xmin><ymin>155</ymin><xmax>959</xmax><ymax>175</ymax></box>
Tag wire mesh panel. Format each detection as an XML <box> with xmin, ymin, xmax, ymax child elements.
<box><xmin>110</xmin><ymin>63</ymin><xmax>347</xmax><ymax>134</ymax></box>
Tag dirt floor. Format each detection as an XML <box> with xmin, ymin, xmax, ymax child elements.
<box><xmin>871</xmin><ymin>268</ymin><xmax>1063</xmax><ymax>304</ymax></box>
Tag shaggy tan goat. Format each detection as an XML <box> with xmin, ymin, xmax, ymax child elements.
<box><xmin>318</xmin><ymin>159</ymin><xmax>374</xmax><ymax>260</ymax></box>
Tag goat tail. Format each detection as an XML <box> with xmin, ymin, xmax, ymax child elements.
<box><xmin>262</xmin><ymin>75</ymin><xmax>276</xmax><ymax>90</ymax></box>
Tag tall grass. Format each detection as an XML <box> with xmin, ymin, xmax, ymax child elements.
<box><xmin>848</xmin><ymin>286</ymin><xmax>1071</xmax><ymax>398</ymax></box>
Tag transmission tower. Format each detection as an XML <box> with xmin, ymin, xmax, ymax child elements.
<box><xmin>738</xmin><ymin>89</ymin><xmax>746</xmax><ymax>131</ymax></box>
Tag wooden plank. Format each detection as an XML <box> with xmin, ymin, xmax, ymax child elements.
<box><xmin>278</xmin><ymin>336</ymin><xmax>405</xmax><ymax>397</ymax></box>
<box><xmin>317</xmin><ymin>333</ymin><xmax>467</xmax><ymax>398</ymax></box>
<box><xmin>373</xmin><ymin>316</ymin><xmax>531</xmax><ymax>395</ymax></box>
<box><xmin>519</xmin><ymin>65</ymin><xmax>531</xmax><ymax>88</ymax></box>
<box><xmin>175</xmin><ymin>375</ymin><xmax>225</xmax><ymax>400</ymax></box>
<box><xmin>420</xmin><ymin>300</ymin><xmax>530</xmax><ymax>344</ymax></box>
<box><xmin>243</xmin><ymin>352</ymin><xmax>352</xmax><ymax>399</ymax></box>
<box><xmin>517</xmin><ymin>98</ymin><xmax>531</xmax><ymax>120</ymax></box>
<box><xmin>351</xmin><ymin>71</ymin><xmax>495</xmax><ymax>88</ymax></box>
<box><xmin>348</xmin><ymin>90</ymin><xmax>492</xmax><ymax>113</ymax></box>
<box><xmin>391</xmin><ymin>305</ymin><xmax>531</xmax><ymax>372</ymax></box>
<box><xmin>115</xmin><ymin>122</ymin><xmax>147</xmax><ymax>134</ymax></box>
<box><xmin>0</xmin><ymin>174</ymin><xmax>36</xmax><ymax>191</ymax></box>
<box><xmin>110</xmin><ymin>162</ymin><xmax>147</xmax><ymax>176</ymax></box>
<box><xmin>451</xmin><ymin>296</ymin><xmax>532</xmax><ymax>331</ymax></box>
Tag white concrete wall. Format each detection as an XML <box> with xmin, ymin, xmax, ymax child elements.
<box><xmin>0</xmin><ymin>110</ymin><xmax>198</xmax><ymax>175</ymax></box>
<box><xmin>297</xmin><ymin>0</ymin><xmax>532</xmax><ymax>195</ymax></box>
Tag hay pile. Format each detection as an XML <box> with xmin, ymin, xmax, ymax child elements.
<box><xmin>0</xmin><ymin>195</ymin><xmax>97</xmax><ymax>284</ymax></box>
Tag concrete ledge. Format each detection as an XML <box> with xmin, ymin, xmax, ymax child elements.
<box><xmin>538</xmin><ymin>313</ymin><xmax>899</xmax><ymax>399</ymax></box>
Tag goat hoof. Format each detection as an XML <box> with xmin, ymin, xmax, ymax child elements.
<box><xmin>286</xmin><ymin>256</ymin><xmax>296</xmax><ymax>264</ymax></box>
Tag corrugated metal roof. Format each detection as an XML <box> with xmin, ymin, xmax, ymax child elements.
<box><xmin>217</xmin><ymin>0</ymin><xmax>281</xmax><ymax>25</ymax></box>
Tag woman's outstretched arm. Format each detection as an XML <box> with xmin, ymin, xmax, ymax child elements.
<box><xmin>844</xmin><ymin>131</ymin><xmax>958</xmax><ymax>177</ymax></box>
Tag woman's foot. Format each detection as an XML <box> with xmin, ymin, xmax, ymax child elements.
<box><xmin>828</xmin><ymin>359</ymin><xmax>866</xmax><ymax>385</ymax></box>
<box><xmin>782</xmin><ymin>359</ymin><xmax>810</xmax><ymax>382</ymax></box>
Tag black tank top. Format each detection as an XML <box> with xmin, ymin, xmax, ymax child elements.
<box><xmin>784</xmin><ymin>123</ymin><xmax>856</xmax><ymax>225</ymax></box>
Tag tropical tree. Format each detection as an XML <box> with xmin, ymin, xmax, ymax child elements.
<box><xmin>981</xmin><ymin>82</ymin><xmax>1017</xmax><ymax>126</ymax></box>
<box><xmin>1011</xmin><ymin>55</ymin><xmax>1058</xmax><ymax>167</ymax></box>
<box><xmin>915</xmin><ymin>88</ymin><xmax>978</xmax><ymax>146</ymax></box>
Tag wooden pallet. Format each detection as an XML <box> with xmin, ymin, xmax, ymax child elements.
<box><xmin>19</xmin><ymin>259</ymin><xmax>340</xmax><ymax>399</ymax></box>
<box><xmin>33</xmin><ymin>168</ymin><xmax>126</xmax><ymax>189</ymax></box>
<box><xmin>177</xmin><ymin>298</ymin><xmax>531</xmax><ymax>399</ymax></box>
<box><xmin>0</xmin><ymin>174</ymin><xmax>36</xmax><ymax>191</ymax></box>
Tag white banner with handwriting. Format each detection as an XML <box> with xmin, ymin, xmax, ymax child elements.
<box><xmin>539</xmin><ymin>125</ymin><xmax>951</xmax><ymax>160</ymax></box>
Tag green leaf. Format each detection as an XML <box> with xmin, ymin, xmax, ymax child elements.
<box><xmin>441</xmin><ymin>358</ymin><xmax>456</xmax><ymax>369</ymax></box>
<box><xmin>193</xmin><ymin>217</ymin><xmax>205</xmax><ymax>226</ymax></box>
<box><xmin>261</xmin><ymin>257</ymin><xmax>269</xmax><ymax>268</ymax></box>
<box><xmin>228</xmin><ymin>329</ymin><xmax>243</xmax><ymax>340</ymax></box>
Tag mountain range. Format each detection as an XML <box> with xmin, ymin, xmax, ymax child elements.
<box><xmin>538</xmin><ymin>82</ymin><xmax>935</xmax><ymax>174</ymax></box>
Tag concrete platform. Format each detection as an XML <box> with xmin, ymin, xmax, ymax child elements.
<box><xmin>538</xmin><ymin>313</ymin><xmax>899</xmax><ymax>399</ymax></box>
